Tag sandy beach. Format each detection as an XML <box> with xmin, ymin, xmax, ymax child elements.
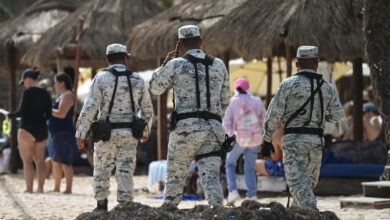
<box><xmin>0</xmin><ymin>172</ymin><xmax>389</xmax><ymax>220</ymax></box>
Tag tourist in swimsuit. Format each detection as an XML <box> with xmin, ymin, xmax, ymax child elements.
<box><xmin>6</xmin><ymin>69</ymin><xmax>52</xmax><ymax>193</ymax></box>
<box><xmin>48</xmin><ymin>73</ymin><xmax>78</xmax><ymax>194</ymax></box>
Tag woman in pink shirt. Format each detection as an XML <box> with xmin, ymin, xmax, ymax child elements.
<box><xmin>223</xmin><ymin>78</ymin><xmax>266</xmax><ymax>204</ymax></box>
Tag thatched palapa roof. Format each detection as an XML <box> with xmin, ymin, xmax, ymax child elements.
<box><xmin>21</xmin><ymin>0</ymin><xmax>161</xmax><ymax>70</ymax></box>
<box><xmin>204</xmin><ymin>0</ymin><xmax>365</xmax><ymax>62</ymax></box>
<box><xmin>0</xmin><ymin>0</ymin><xmax>83</xmax><ymax>71</ymax></box>
<box><xmin>0</xmin><ymin>0</ymin><xmax>36</xmax><ymax>17</ymax></box>
<box><xmin>127</xmin><ymin>0</ymin><xmax>247</xmax><ymax>60</ymax></box>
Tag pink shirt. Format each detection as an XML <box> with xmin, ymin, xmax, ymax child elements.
<box><xmin>223</xmin><ymin>93</ymin><xmax>266</xmax><ymax>138</ymax></box>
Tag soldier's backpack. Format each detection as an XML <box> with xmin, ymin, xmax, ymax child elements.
<box><xmin>235</xmin><ymin>97</ymin><xmax>263</xmax><ymax>147</ymax></box>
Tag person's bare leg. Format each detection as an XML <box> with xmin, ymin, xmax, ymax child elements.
<box><xmin>18</xmin><ymin>129</ymin><xmax>36</xmax><ymax>193</ymax></box>
<box><xmin>62</xmin><ymin>164</ymin><xmax>73</xmax><ymax>194</ymax></box>
<box><xmin>33</xmin><ymin>140</ymin><xmax>47</xmax><ymax>193</ymax></box>
<box><xmin>52</xmin><ymin>161</ymin><xmax>62</xmax><ymax>192</ymax></box>
<box><xmin>45</xmin><ymin>157</ymin><xmax>52</xmax><ymax>179</ymax></box>
<box><xmin>255</xmin><ymin>159</ymin><xmax>270</xmax><ymax>176</ymax></box>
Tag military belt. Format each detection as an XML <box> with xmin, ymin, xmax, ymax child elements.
<box><xmin>176</xmin><ymin>111</ymin><xmax>221</xmax><ymax>123</ymax></box>
<box><xmin>195</xmin><ymin>150</ymin><xmax>222</xmax><ymax>161</ymax></box>
<box><xmin>111</xmin><ymin>122</ymin><xmax>133</xmax><ymax>129</ymax></box>
<box><xmin>284</xmin><ymin>127</ymin><xmax>324</xmax><ymax>137</ymax></box>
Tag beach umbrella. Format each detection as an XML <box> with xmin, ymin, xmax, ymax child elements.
<box><xmin>0</xmin><ymin>0</ymin><xmax>83</xmax><ymax>173</ymax></box>
<box><xmin>204</xmin><ymin>0</ymin><xmax>366</xmax><ymax>141</ymax></box>
<box><xmin>21</xmin><ymin>0</ymin><xmax>161</xmax><ymax>72</ymax></box>
<box><xmin>127</xmin><ymin>0</ymin><xmax>247</xmax><ymax>67</ymax></box>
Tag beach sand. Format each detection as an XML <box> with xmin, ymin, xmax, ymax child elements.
<box><xmin>0</xmin><ymin>172</ymin><xmax>389</xmax><ymax>220</ymax></box>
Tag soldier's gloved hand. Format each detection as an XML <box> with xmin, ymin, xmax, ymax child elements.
<box><xmin>261</xmin><ymin>141</ymin><xmax>275</xmax><ymax>157</ymax></box>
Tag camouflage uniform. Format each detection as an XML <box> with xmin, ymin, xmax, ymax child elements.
<box><xmin>149</xmin><ymin>48</ymin><xmax>230</xmax><ymax>207</ymax></box>
<box><xmin>263</xmin><ymin>67</ymin><xmax>344</xmax><ymax>208</ymax></box>
<box><xmin>76</xmin><ymin>64</ymin><xmax>153</xmax><ymax>203</ymax></box>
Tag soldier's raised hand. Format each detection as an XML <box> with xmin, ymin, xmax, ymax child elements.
<box><xmin>161</xmin><ymin>50</ymin><xmax>177</xmax><ymax>66</ymax></box>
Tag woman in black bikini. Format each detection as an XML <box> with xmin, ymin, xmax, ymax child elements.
<box><xmin>6</xmin><ymin>69</ymin><xmax>52</xmax><ymax>193</ymax></box>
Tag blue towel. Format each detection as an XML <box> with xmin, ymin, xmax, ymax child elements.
<box><xmin>155</xmin><ymin>194</ymin><xmax>203</xmax><ymax>201</ymax></box>
<box><xmin>320</xmin><ymin>163</ymin><xmax>385</xmax><ymax>178</ymax></box>
<box><xmin>321</xmin><ymin>149</ymin><xmax>352</xmax><ymax>165</ymax></box>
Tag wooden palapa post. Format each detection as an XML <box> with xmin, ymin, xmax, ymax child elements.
<box><xmin>222</xmin><ymin>50</ymin><xmax>231</xmax><ymax>73</ymax></box>
<box><xmin>73</xmin><ymin>16</ymin><xmax>85</xmax><ymax>106</ymax></box>
<box><xmin>157</xmin><ymin>92</ymin><xmax>168</xmax><ymax>160</ymax></box>
<box><xmin>156</xmin><ymin>58</ymin><xmax>168</xmax><ymax>161</ymax></box>
<box><xmin>352</xmin><ymin>58</ymin><xmax>364</xmax><ymax>142</ymax></box>
<box><xmin>56</xmin><ymin>49</ymin><xmax>64</xmax><ymax>73</ymax></box>
<box><xmin>284</xmin><ymin>39</ymin><xmax>292</xmax><ymax>77</ymax></box>
<box><xmin>266</xmin><ymin>57</ymin><xmax>273</xmax><ymax>108</ymax></box>
<box><xmin>156</xmin><ymin>58</ymin><xmax>168</xmax><ymax>190</ymax></box>
<box><xmin>6</xmin><ymin>42</ymin><xmax>20</xmax><ymax>173</ymax></box>
<box><xmin>277</xmin><ymin>57</ymin><xmax>283</xmax><ymax>82</ymax></box>
<box><xmin>91</xmin><ymin>68</ymin><xmax>97</xmax><ymax>79</ymax></box>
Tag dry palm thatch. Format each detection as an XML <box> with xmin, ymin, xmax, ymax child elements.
<box><xmin>0</xmin><ymin>0</ymin><xmax>83</xmax><ymax>71</ymax></box>
<box><xmin>0</xmin><ymin>0</ymin><xmax>36</xmax><ymax>17</ymax></box>
<box><xmin>127</xmin><ymin>0</ymin><xmax>247</xmax><ymax>60</ymax></box>
<box><xmin>21</xmin><ymin>0</ymin><xmax>161</xmax><ymax>70</ymax></box>
<box><xmin>204</xmin><ymin>0</ymin><xmax>365</xmax><ymax>62</ymax></box>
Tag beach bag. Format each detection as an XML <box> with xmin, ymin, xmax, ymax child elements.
<box><xmin>235</xmin><ymin>97</ymin><xmax>262</xmax><ymax>147</ymax></box>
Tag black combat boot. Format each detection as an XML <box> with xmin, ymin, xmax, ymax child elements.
<box><xmin>93</xmin><ymin>199</ymin><xmax>108</xmax><ymax>212</ymax></box>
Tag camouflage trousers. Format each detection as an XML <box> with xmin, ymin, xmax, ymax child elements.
<box><xmin>163</xmin><ymin>118</ymin><xmax>224</xmax><ymax>207</ymax></box>
<box><xmin>93</xmin><ymin>131</ymin><xmax>138</xmax><ymax>202</ymax></box>
<box><xmin>282</xmin><ymin>134</ymin><xmax>323</xmax><ymax>208</ymax></box>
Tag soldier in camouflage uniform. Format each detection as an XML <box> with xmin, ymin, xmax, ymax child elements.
<box><xmin>149</xmin><ymin>25</ymin><xmax>230</xmax><ymax>207</ymax></box>
<box><xmin>76</xmin><ymin>44</ymin><xmax>153</xmax><ymax>211</ymax></box>
<box><xmin>261</xmin><ymin>46</ymin><xmax>344</xmax><ymax>208</ymax></box>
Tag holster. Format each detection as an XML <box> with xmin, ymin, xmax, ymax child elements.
<box><xmin>195</xmin><ymin>135</ymin><xmax>236</xmax><ymax>161</ymax></box>
<box><xmin>220</xmin><ymin>135</ymin><xmax>236</xmax><ymax>160</ymax></box>
<box><xmin>131</xmin><ymin>117</ymin><xmax>147</xmax><ymax>139</ymax></box>
<box><xmin>169</xmin><ymin>111</ymin><xmax>178</xmax><ymax>130</ymax></box>
<box><xmin>91</xmin><ymin>119</ymin><xmax>112</xmax><ymax>142</ymax></box>
<box><xmin>221</xmin><ymin>134</ymin><xmax>235</xmax><ymax>153</ymax></box>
